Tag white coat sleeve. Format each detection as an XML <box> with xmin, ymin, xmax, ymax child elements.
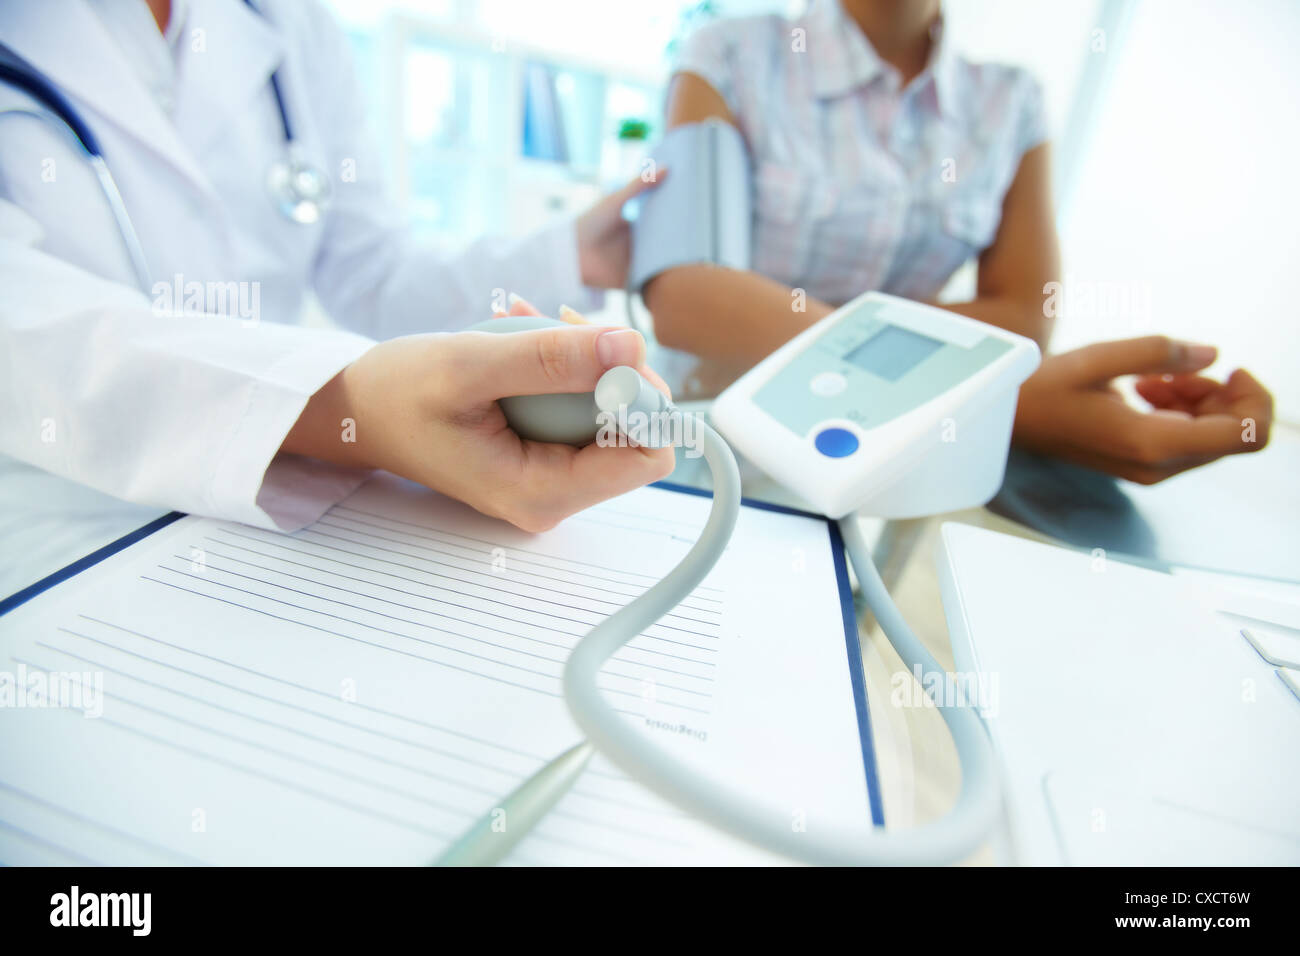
<box><xmin>0</xmin><ymin>198</ymin><xmax>377</xmax><ymax>531</ymax></box>
<box><xmin>296</xmin><ymin>3</ymin><xmax>603</xmax><ymax>339</ymax></box>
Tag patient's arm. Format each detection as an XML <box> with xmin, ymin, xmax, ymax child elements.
<box><xmin>937</xmin><ymin>143</ymin><xmax>1059</xmax><ymax>349</ymax></box>
<box><xmin>645</xmin><ymin>264</ymin><xmax>834</xmax><ymax>365</ymax></box>
<box><xmin>644</xmin><ymin>74</ymin><xmax>835</xmax><ymax>365</ymax></box>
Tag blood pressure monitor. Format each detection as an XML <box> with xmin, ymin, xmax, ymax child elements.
<box><xmin>711</xmin><ymin>292</ymin><xmax>1041</xmax><ymax>519</ymax></box>
<box><xmin>446</xmin><ymin>294</ymin><xmax>1024</xmax><ymax>866</ymax></box>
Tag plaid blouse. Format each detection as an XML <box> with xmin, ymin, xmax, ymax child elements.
<box><xmin>674</xmin><ymin>0</ymin><xmax>1048</xmax><ymax>307</ymax></box>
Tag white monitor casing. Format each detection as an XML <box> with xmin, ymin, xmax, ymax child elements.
<box><xmin>711</xmin><ymin>292</ymin><xmax>1041</xmax><ymax>519</ymax></box>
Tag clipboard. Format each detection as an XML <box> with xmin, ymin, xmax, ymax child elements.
<box><xmin>652</xmin><ymin>481</ymin><xmax>884</xmax><ymax>827</ymax></box>
<box><xmin>0</xmin><ymin>477</ymin><xmax>884</xmax><ymax>864</ymax></box>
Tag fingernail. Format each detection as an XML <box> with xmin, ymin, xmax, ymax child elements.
<box><xmin>596</xmin><ymin>328</ymin><xmax>643</xmax><ymax>368</ymax></box>
<box><xmin>1179</xmin><ymin>342</ymin><xmax>1217</xmax><ymax>367</ymax></box>
<box><xmin>558</xmin><ymin>304</ymin><xmax>582</xmax><ymax>321</ymax></box>
<box><xmin>507</xmin><ymin>292</ymin><xmax>523</xmax><ymax>306</ymax></box>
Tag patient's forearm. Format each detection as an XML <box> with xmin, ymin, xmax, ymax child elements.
<box><xmin>934</xmin><ymin>297</ymin><xmax>1052</xmax><ymax>350</ymax></box>
<box><xmin>646</xmin><ymin>266</ymin><xmax>1051</xmax><ymax>371</ymax></box>
<box><xmin>643</xmin><ymin>266</ymin><xmax>834</xmax><ymax>366</ymax></box>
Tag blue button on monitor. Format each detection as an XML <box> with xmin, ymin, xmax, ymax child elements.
<box><xmin>814</xmin><ymin>427</ymin><xmax>859</xmax><ymax>458</ymax></box>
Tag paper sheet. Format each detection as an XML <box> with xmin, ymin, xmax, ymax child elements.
<box><xmin>0</xmin><ymin>475</ymin><xmax>878</xmax><ymax>865</ymax></box>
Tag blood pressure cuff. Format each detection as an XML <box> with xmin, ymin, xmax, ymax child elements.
<box><xmin>629</xmin><ymin>119</ymin><xmax>752</xmax><ymax>292</ymax></box>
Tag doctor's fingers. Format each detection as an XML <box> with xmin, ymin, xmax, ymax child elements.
<box><xmin>456</xmin><ymin>324</ymin><xmax>648</xmax><ymax>400</ymax></box>
<box><xmin>554</xmin><ymin>305</ymin><xmax>671</xmax><ymax>399</ymax></box>
<box><xmin>483</xmin><ymin>300</ymin><xmax>671</xmax><ymax>399</ymax></box>
<box><xmin>613</xmin><ymin>165</ymin><xmax>669</xmax><ymax>201</ymax></box>
<box><xmin>509</xmin><ymin>294</ymin><xmax>544</xmax><ymax>317</ymax></box>
<box><xmin>496</xmin><ymin>441</ymin><xmax>676</xmax><ymax>533</ymax></box>
<box><xmin>491</xmin><ymin>298</ymin><xmax>590</xmax><ymax>329</ymax></box>
<box><xmin>491</xmin><ymin>294</ymin><xmax>543</xmax><ymax>319</ymax></box>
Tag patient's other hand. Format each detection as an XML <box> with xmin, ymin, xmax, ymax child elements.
<box><xmin>1013</xmin><ymin>336</ymin><xmax>1273</xmax><ymax>483</ymax></box>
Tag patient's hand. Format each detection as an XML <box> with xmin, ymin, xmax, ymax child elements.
<box><xmin>1013</xmin><ymin>336</ymin><xmax>1273</xmax><ymax>484</ymax></box>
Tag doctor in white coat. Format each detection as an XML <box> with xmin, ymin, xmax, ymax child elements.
<box><xmin>0</xmin><ymin>0</ymin><xmax>673</xmax><ymax>596</ymax></box>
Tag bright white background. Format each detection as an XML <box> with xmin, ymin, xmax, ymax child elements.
<box><xmin>323</xmin><ymin>0</ymin><xmax>1300</xmax><ymax>422</ymax></box>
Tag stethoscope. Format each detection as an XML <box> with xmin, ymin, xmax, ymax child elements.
<box><xmin>0</xmin><ymin>0</ymin><xmax>331</xmax><ymax>293</ymax></box>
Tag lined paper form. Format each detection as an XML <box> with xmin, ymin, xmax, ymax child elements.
<box><xmin>0</xmin><ymin>475</ymin><xmax>878</xmax><ymax>865</ymax></box>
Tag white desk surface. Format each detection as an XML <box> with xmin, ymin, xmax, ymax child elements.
<box><xmin>4</xmin><ymin>423</ymin><xmax>1297</xmax><ymax>866</ymax></box>
<box><xmin>859</xmin><ymin>423</ymin><xmax>1300</xmax><ymax>864</ymax></box>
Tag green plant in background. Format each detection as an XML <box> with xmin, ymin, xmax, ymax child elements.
<box><xmin>617</xmin><ymin>118</ymin><xmax>651</xmax><ymax>141</ymax></box>
<box><xmin>616</xmin><ymin>2</ymin><xmax>725</xmax><ymax>150</ymax></box>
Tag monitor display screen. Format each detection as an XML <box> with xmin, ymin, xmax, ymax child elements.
<box><xmin>843</xmin><ymin>325</ymin><xmax>943</xmax><ymax>381</ymax></box>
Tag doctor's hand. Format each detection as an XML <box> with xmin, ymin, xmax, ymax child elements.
<box><xmin>574</xmin><ymin>170</ymin><xmax>666</xmax><ymax>290</ymax></box>
<box><xmin>493</xmin><ymin>292</ymin><xmax>673</xmax><ymax>397</ymax></box>
<box><xmin>1012</xmin><ymin>335</ymin><xmax>1273</xmax><ymax>484</ymax></box>
<box><xmin>281</xmin><ymin>325</ymin><xmax>675</xmax><ymax>532</ymax></box>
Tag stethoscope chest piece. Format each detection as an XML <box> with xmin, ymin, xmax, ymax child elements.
<box><xmin>267</xmin><ymin>152</ymin><xmax>331</xmax><ymax>225</ymax></box>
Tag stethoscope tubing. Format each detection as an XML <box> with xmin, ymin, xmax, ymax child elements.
<box><xmin>0</xmin><ymin>10</ymin><xmax>328</xmax><ymax>292</ymax></box>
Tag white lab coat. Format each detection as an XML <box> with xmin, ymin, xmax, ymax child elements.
<box><xmin>0</xmin><ymin>0</ymin><xmax>598</xmax><ymax>595</ymax></box>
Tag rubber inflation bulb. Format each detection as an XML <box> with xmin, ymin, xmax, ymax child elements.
<box><xmin>465</xmin><ymin>315</ymin><xmax>603</xmax><ymax>446</ymax></box>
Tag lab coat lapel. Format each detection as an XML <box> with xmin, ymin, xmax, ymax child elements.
<box><xmin>170</xmin><ymin>0</ymin><xmax>285</xmax><ymax>158</ymax></box>
<box><xmin>0</xmin><ymin>0</ymin><xmax>218</xmax><ymax>205</ymax></box>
